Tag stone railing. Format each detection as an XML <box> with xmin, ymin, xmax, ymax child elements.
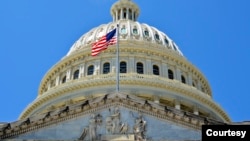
<box><xmin>44</xmin><ymin>73</ymin><xmax>209</xmax><ymax>98</ymax></box>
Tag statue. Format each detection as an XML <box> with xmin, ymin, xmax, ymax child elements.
<box><xmin>110</xmin><ymin>107</ymin><xmax>120</xmax><ymax>134</ymax></box>
<box><xmin>131</xmin><ymin>112</ymin><xmax>147</xmax><ymax>141</ymax></box>
<box><xmin>105</xmin><ymin>116</ymin><xmax>114</xmax><ymax>134</ymax></box>
<box><xmin>88</xmin><ymin>113</ymin><xmax>102</xmax><ymax>141</ymax></box>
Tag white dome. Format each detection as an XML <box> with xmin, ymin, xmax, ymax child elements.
<box><xmin>67</xmin><ymin>21</ymin><xmax>183</xmax><ymax>57</ymax></box>
<box><xmin>66</xmin><ymin>0</ymin><xmax>183</xmax><ymax>57</ymax></box>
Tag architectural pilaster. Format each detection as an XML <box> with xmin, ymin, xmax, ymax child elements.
<box><xmin>112</xmin><ymin>57</ymin><xmax>116</xmax><ymax>73</ymax></box>
<box><xmin>187</xmin><ymin>73</ymin><xmax>193</xmax><ymax>86</ymax></box>
<box><xmin>55</xmin><ymin>75</ymin><xmax>60</xmax><ymax>86</ymax></box>
<box><xmin>146</xmin><ymin>59</ymin><xmax>152</xmax><ymax>75</ymax></box>
<box><xmin>129</xmin><ymin>57</ymin><xmax>135</xmax><ymax>73</ymax></box>
<box><xmin>66</xmin><ymin>68</ymin><xmax>71</xmax><ymax>81</ymax></box>
<box><xmin>79</xmin><ymin>64</ymin><xmax>85</xmax><ymax>78</ymax></box>
<box><xmin>176</xmin><ymin>68</ymin><xmax>181</xmax><ymax>81</ymax></box>
<box><xmin>94</xmin><ymin>60</ymin><xmax>100</xmax><ymax>75</ymax></box>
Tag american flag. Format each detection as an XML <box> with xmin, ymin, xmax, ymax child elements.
<box><xmin>91</xmin><ymin>28</ymin><xmax>117</xmax><ymax>56</ymax></box>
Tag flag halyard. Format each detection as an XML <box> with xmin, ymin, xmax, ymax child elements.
<box><xmin>91</xmin><ymin>28</ymin><xmax>117</xmax><ymax>56</ymax></box>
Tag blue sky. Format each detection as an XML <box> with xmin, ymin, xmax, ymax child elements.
<box><xmin>0</xmin><ymin>0</ymin><xmax>249</xmax><ymax>123</ymax></box>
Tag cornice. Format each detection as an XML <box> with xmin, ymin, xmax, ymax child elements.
<box><xmin>20</xmin><ymin>73</ymin><xmax>230</xmax><ymax>122</ymax></box>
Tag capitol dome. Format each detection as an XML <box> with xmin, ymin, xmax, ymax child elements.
<box><xmin>20</xmin><ymin>0</ymin><xmax>229</xmax><ymax>122</ymax></box>
<box><xmin>0</xmin><ymin>0</ymin><xmax>231</xmax><ymax>140</ymax></box>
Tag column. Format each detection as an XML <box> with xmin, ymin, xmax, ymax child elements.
<box><xmin>115</xmin><ymin>10</ymin><xmax>118</xmax><ymax>21</ymax></box>
<box><xmin>94</xmin><ymin>60</ymin><xmax>100</xmax><ymax>75</ymax></box>
<box><xmin>79</xmin><ymin>64</ymin><xmax>85</xmax><ymax>78</ymax></box>
<box><xmin>161</xmin><ymin>63</ymin><xmax>168</xmax><ymax>78</ymax></box>
<box><xmin>129</xmin><ymin>57</ymin><xmax>135</xmax><ymax>73</ymax></box>
<box><xmin>126</xmin><ymin>8</ymin><xmax>129</xmax><ymax>19</ymax></box>
<box><xmin>120</xmin><ymin>8</ymin><xmax>123</xmax><ymax>20</ymax></box>
<box><xmin>66</xmin><ymin>68</ymin><xmax>71</xmax><ymax>81</ymax></box>
<box><xmin>55</xmin><ymin>75</ymin><xmax>60</xmax><ymax>86</ymax></box>
<box><xmin>146</xmin><ymin>59</ymin><xmax>152</xmax><ymax>75</ymax></box>
<box><xmin>187</xmin><ymin>72</ymin><xmax>193</xmax><ymax>86</ymax></box>
<box><xmin>176</xmin><ymin>68</ymin><xmax>181</xmax><ymax>81</ymax></box>
<box><xmin>112</xmin><ymin>57</ymin><xmax>116</xmax><ymax>73</ymax></box>
<box><xmin>47</xmin><ymin>83</ymin><xmax>51</xmax><ymax>90</ymax></box>
<box><xmin>197</xmin><ymin>81</ymin><xmax>202</xmax><ymax>91</ymax></box>
<box><xmin>132</xmin><ymin>10</ymin><xmax>134</xmax><ymax>21</ymax></box>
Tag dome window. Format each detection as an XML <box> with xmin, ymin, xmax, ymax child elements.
<box><xmin>164</xmin><ymin>37</ymin><xmax>169</xmax><ymax>45</ymax></box>
<box><xmin>181</xmin><ymin>75</ymin><xmax>186</xmax><ymax>84</ymax></box>
<box><xmin>136</xmin><ymin>62</ymin><xmax>144</xmax><ymax>74</ymax></box>
<box><xmin>120</xmin><ymin>61</ymin><xmax>127</xmax><ymax>73</ymax></box>
<box><xmin>73</xmin><ymin>70</ymin><xmax>79</xmax><ymax>80</ymax></box>
<box><xmin>121</xmin><ymin>27</ymin><xmax>127</xmax><ymax>35</ymax></box>
<box><xmin>132</xmin><ymin>28</ymin><xmax>138</xmax><ymax>35</ymax></box>
<box><xmin>103</xmin><ymin>62</ymin><xmax>110</xmax><ymax>74</ymax></box>
<box><xmin>144</xmin><ymin>30</ymin><xmax>149</xmax><ymax>37</ymax></box>
<box><xmin>87</xmin><ymin>65</ymin><xmax>94</xmax><ymax>75</ymax></box>
<box><xmin>62</xmin><ymin>76</ymin><xmax>66</xmax><ymax>84</ymax></box>
<box><xmin>168</xmin><ymin>69</ymin><xmax>174</xmax><ymax>80</ymax></box>
<box><xmin>153</xmin><ymin>65</ymin><xmax>159</xmax><ymax>75</ymax></box>
<box><xmin>155</xmin><ymin>33</ymin><xmax>160</xmax><ymax>40</ymax></box>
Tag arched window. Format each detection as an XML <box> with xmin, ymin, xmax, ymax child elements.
<box><xmin>155</xmin><ymin>33</ymin><xmax>160</xmax><ymax>40</ymax></box>
<box><xmin>73</xmin><ymin>70</ymin><xmax>79</xmax><ymax>80</ymax></box>
<box><xmin>164</xmin><ymin>37</ymin><xmax>169</xmax><ymax>45</ymax></box>
<box><xmin>120</xmin><ymin>61</ymin><xmax>127</xmax><ymax>73</ymax></box>
<box><xmin>144</xmin><ymin>30</ymin><xmax>149</xmax><ymax>37</ymax></box>
<box><xmin>62</xmin><ymin>75</ymin><xmax>66</xmax><ymax>84</ymax></box>
<box><xmin>87</xmin><ymin>65</ymin><xmax>94</xmax><ymax>75</ymax></box>
<box><xmin>181</xmin><ymin>75</ymin><xmax>186</xmax><ymax>84</ymax></box>
<box><xmin>136</xmin><ymin>62</ymin><xmax>143</xmax><ymax>74</ymax></box>
<box><xmin>168</xmin><ymin>69</ymin><xmax>174</xmax><ymax>79</ymax></box>
<box><xmin>153</xmin><ymin>65</ymin><xmax>159</xmax><ymax>75</ymax></box>
<box><xmin>103</xmin><ymin>62</ymin><xmax>110</xmax><ymax>74</ymax></box>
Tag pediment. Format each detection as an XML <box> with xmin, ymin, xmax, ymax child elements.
<box><xmin>1</xmin><ymin>93</ymin><xmax>206</xmax><ymax>140</ymax></box>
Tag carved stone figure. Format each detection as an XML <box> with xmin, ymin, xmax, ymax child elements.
<box><xmin>88</xmin><ymin>113</ymin><xmax>102</xmax><ymax>141</ymax></box>
<box><xmin>105</xmin><ymin>116</ymin><xmax>114</xmax><ymax>134</ymax></box>
<box><xmin>110</xmin><ymin>107</ymin><xmax>120</xmax><ymax>134</ymax></box>
<box><xmin>89</xmin><ymin>114</ymin><xmax>97</xmax><ymax>141</ymax></box>
<box><xmin>131</xmin><ymin>112</ymin><xmax>147</xmax><ymax>141</ymax></box>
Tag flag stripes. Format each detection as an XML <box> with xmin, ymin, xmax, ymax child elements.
<box><xmin>91</xmin><ymin>28</ymin><xmax>117</xmax><ymax>56</ymax></box>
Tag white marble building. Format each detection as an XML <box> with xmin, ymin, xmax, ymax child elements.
<box><xmin>0</xmin><ymin>0</ymin><xmax>236</xmax><ymax>140</ymax></box>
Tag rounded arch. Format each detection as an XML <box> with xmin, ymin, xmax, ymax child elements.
<box><xmin>136</xmin><ymin>62</ymin><xmax>144</xmax><ymax>74</ymax></box>
<box><xmin>87</xmin><ymin>65</ymin><xmax>94</xmax><ymax>75</ymax></box>
<box><xmin>103</xmin><ymin>62</ymin><xmax>110</xmax><ymax>74</ymax></box>
<box><xmin>73</xmin><ymin>69</ymin><xmax>79</xmax><ymax>79</ymax></box>
<box><xmin>153</xmin><ymin>64</ymin><xmax>160</xmax><ymax>75</ymax></box>
<box><xmin>120</xmin><ymin>61</ymin><xmax>127</xmax><ymax>73</ymax></box>
<box><xmin>181</xmin><ymin>75</ymin><xmax>186</xmax><ymax>84</ymax></box>
<box><xmin>168</xmin><ymin>69</ymin><xmax>174</xmax><ymax>80</ymax></box>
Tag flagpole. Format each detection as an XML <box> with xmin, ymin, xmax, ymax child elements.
<box><xmin>116</xmin><ymin>24</ymin><xmax>120</xmax><ymax>93</ymax></box>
